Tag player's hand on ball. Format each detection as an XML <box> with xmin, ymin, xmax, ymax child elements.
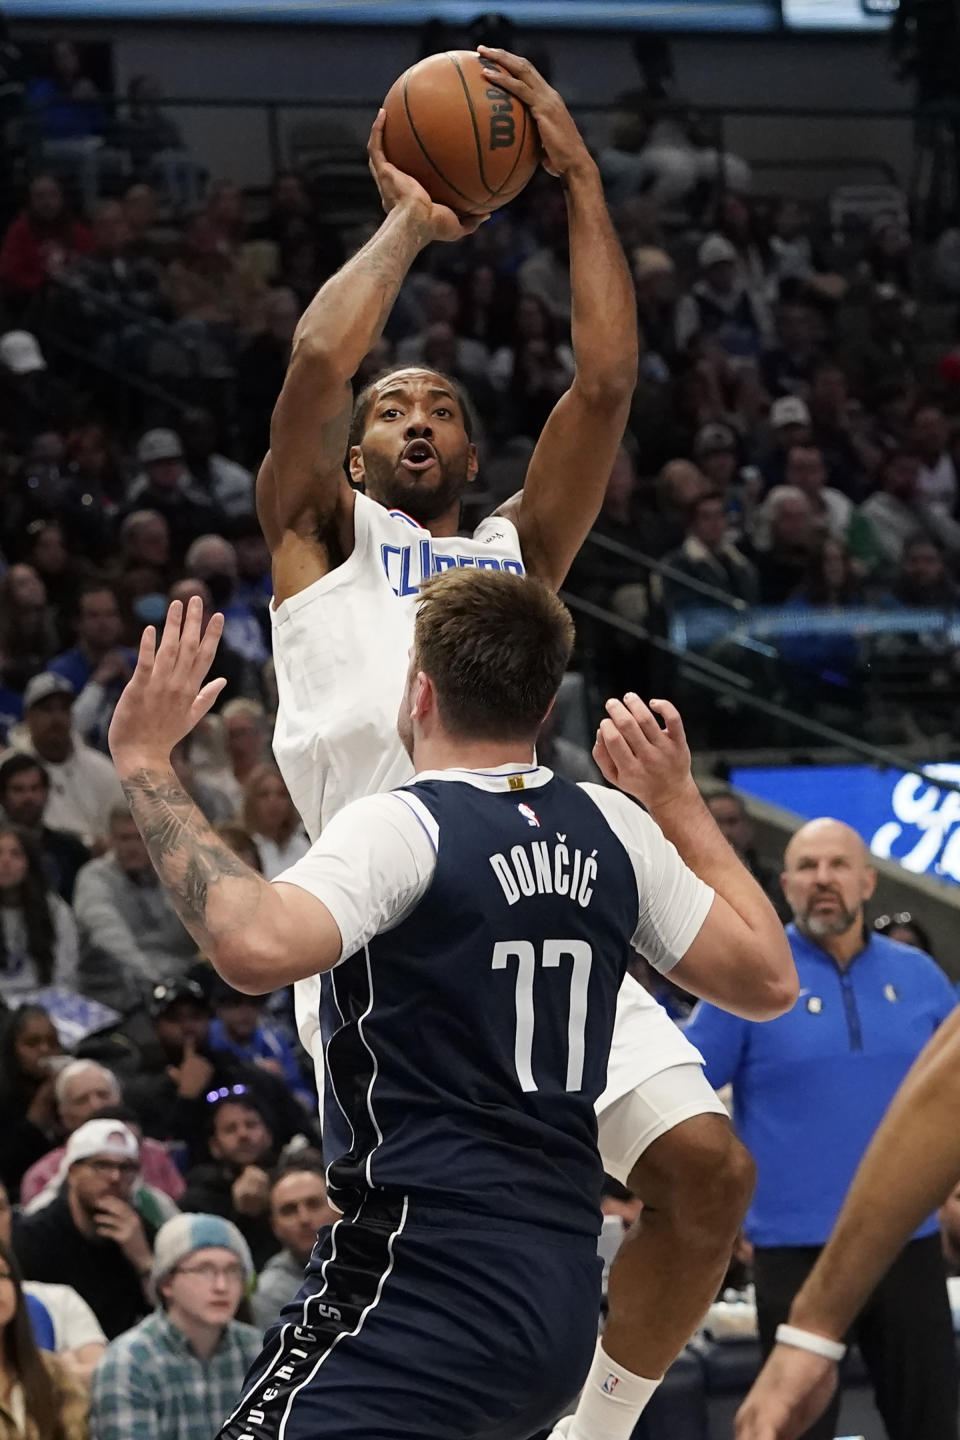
<box><xmin>735</xmin><ymin>1344</ymin><xmax>840</xmax><ymax>1440</ymax></box>
<box><xmin>367</xmin><ymin>109</ymin><xmax>489</xmax><ymax>241</ymax></box>
<box><xmin>478</xmin><ymin>45</ymin><xmax>592</xmax><ymax>180</ymax></box>
<box><xmin>593</xmin><ymin>694</ymin><xmax>694</xmax><ymax>812</ymax></box>
<box><xmin>108</xmin><ymin>597</ymin><xmax>226</xmax><ymax>771</ymax></box>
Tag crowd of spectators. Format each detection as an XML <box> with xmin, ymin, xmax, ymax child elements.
<box><xmin>3</xmin><ymin>26</ymin><xmax>960</xmax><ymax>1440</ymax></box>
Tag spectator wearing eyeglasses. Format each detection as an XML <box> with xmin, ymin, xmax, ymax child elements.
<box><xmin>14</xmin><ymin>1119</ymin><xmax>160</xmax><ymax>1340</ymax></box>
<box><xmin>180</xmin><ymin>1094</ymin><xmax>278</xmax><ymax>1270</ymax></box>
<box><xmin>90</xmin><ymin>1213</ymin><xmax>260</xmax><ymax>1440</ymax></box>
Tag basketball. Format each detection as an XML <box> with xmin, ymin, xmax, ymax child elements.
<box><xmin>382</xmin><ymin>50</ymin><xmax>541</xmax><ymax>217</ymax></box>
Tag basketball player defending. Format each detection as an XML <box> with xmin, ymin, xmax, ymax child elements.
<box><xmin>107</xmin><ymin>576</ymin><xmax>794</xmax><ymax>1440</ymax></box>
<box><xmin>261</xmin><ymin>48</ymin><xmax>759</xmax><ymax>1437</ymax></box>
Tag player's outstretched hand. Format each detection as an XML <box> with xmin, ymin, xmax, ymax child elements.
<box><xmin>478</xmin><ymin>45</ymin><xmax>592</xmax><ymax>180</ymax></box>
<box><xmin>108</xmin><ymin>597</ymin><xmax>226</xmax><ymax>771</ymax></box>
<box><xmin>735</xmin><ymin>1344</ymin><xmax>840</xmax><ymax>1440</ymax></box>
<box><xmin>593</xmin><ymin>693</ymin><xmax>693</xmax><ymax>812</ymax></box>
<box><xmin>367</xmin><ymin>109</ymin><xmax>489</xmax><ymax>242</ymax></box>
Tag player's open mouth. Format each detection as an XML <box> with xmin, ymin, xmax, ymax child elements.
<box><xmin>400</xmin><ymin>440</ymin><xmax>438</xmax><ymax>473</ymax></box>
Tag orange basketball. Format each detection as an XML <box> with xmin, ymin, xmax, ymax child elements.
<box><xmin>382</xmin><ymin>50</ymin><xmax>541</xmax><ymax>217</ymax></box>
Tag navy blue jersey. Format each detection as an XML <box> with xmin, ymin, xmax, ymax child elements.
<box><xmin>317</xmin><ymin>771</ymin><xmax>639</xmax><ymax>1236</ymax></box>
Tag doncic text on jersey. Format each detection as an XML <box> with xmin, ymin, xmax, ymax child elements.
<box><xmin>491</xmin><ymin>834</ymin><xmax>598</xmax><ymax>910</ymax></box>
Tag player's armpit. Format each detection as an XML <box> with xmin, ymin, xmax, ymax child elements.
<box><xmin>670</xmin><ymin>893</ymin><xmax>798</xmax><ymax>1022</ymax></box>
<box><xmin>498</xmin><ymin>380</ymin><xmax>630</xmax><ymax>592</ymax></box>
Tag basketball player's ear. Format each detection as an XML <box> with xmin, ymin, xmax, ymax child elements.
<box><xmin>412</xmin><ymin>670</ymin><xmax>434</xmax><ymax>721</ymax></box>
<box><xmin>348</xmin><ymin>445</ymin><xmax>366</xmax><ymax>489</ymax></box>
<box><xmin>466</xmin><ymin>443</ymin><xmax>479</xmax><ymax>486</ymax></box>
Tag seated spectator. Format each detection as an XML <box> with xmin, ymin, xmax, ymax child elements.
<box><xmin>632</xmin><ymin>246</ymin><xmax>678</xmax><ymax>376</ymax></box>
<box><xmin>642</xmin><ymin>459</ymin><xmax>708</xmax><ymax>559</ymax></box>
<box><xmin>760</xmin><ymin>394</ymin><xmax>814</xmax><ymax>490</ymax></box>
<box><xmin>121</xmin><ymin>183</ymin><xmax>169</xmax><ymax>264</ymax></box>
<box><xmin>675</xmin><ymin>234</ymin><xmax>772</xmax><ymax>359</ymax></box>
<box><xmin>236</xmin><ymin>286</ymin><xmax>298</xmax><ymax>464</ymax></box>
<box><xmin>807</xmin><ymin>361</ymin><xmax>876</xmax><ymax>497</ymax></box>
<box><xmin>2</xmin><ymin>672</ymin><xmax>124</xmax><ymax>848</ymax></box>
<box><xmin>73</xmin><ymin>804</ymin><xmax>196</xmax><ymax>1012</ymax></box>
<box><xmin>0</xmin><ymin>331</ymin><xmax>73</xmax><ymax>449</ymax></box>
<box><xmin>0</xmin><ymin>1005</ymin><xmax>63</xmax><ymax>1201</ymax></box>
<box><xmin>178</xmin><ymin>408</ymin><xmax>254</xmax><ymax>520</ymax></box>
<box><xmin>208</xmin><ymin>982</ymin><xmax>312</xmax><ymax>1110</ymax></box>
<box><xmin>60</xmin><ymin>198</ymin><xmax>161</xmax><ymax>332</ymax></box>
<box><xmin>861</xmin><ymin>213</ymin><xmax>913</xmax><ymax>294</ymax></box>
<box><xmin>487</xmin><ymin>294</ymin><xmax>575</xmax><ymax>440</ymax></box>
<box><xmin>14</xmin><ymin>1119</ymin><xmax>158</xmax><ymax>1340</ymax></box>
<box><xmin>48</xmin><ymin>583</ymin><xmax>136</xmax><ymax>754</ymax></box>
<box><xmin>219</xmin><ymin>702</ymin><xmax>268</xmax><ymax>805</ymax></box>
<box><xmin>90</xmin><ymin>1213</ymin><xmax>259</xmax><ymax>1440</ymax></box>
<box><xmin>182</xmin><ymin>535</ymin><xmax>266</xmax><ymax>667</ymax></box>
<box><xmin>0</xmin><ymin>565</ymin><xmax>60</xmax><ymax>694</ymax></box>
<box><xmin>241</xmin><ymin>765</ymin><xmax>309</xmax><ymax>881</ymax></box>
<box><xmin>844</xmin><ymin>284</ymin><xmax>917</xmax><ymax>407</ymax></box>
<box><xmin>857</xmin><ymin>447</ymin><xmax>960</xmax><ymax>571</ymax></box>
<box><xmin>761</xmin><ymin>298</ymin><xmax>823</xmax><ymax>401</ymax></box>
<box><xmin>0</xmin><ymin>754</ymin><xmax>90</xmax><ymax>902</ymax></box>
<box><xmin>167</xmin><ymin>579</ymin><xmax>261</xmax><ymax>706</ymax></box>
<box><xmin>114</xmin><ymin>508</ymin><xmax>173</xmax><ymax>599</ymax></box>
<box><xmin>873</xmin><ymin>910</ymin><xmax>934</xmax><ymax>953</ymax></box>
<box><xmin>180</xmin><ymin>1094</ymin><xmax>278</xmax><ymax>1270</ymax></box>
<box><xmin>0</xmin><ymin>1177</ymin><xmax>106</xmax><ymax>1383</ymax></box>
<box><xmin>704</xmin><ymin>788</ymin><xmax>789</xmax><ymax>919</ymax></box>
<box><xmin>779</xmin><ymin>537</ymin><xmax>865</xmax><ymax>695</ymax></box>
<box><xmin>26</xmin><ymin>39</ymin><xmax>105</xmax><ymax>143</ymax></box>
<box><xmin>0</xmin><ymin>174</ymin><xmax>91</xmax><ymax>304</ymax></box>
<box><xmin>119</xmin><ymin>74</ymin><xmax>193</xmax><ymax>202</ymax></box>
<box><xmin>124</xmin><ymin>429</ymin><xmax>227</xmax><ymax>563</ymax></box>
<box><xmin>20</xmin><ymin>1059</ymin><xmax>186</xmax><ymax>1206</ymax></box>
<box><xmin>910</xmin><ymin>401</ymin><xmax>957</xmax><ymax>513</ymax></box>
<box><xmin>0</xmin><ymin>822</ymin><xmax>78</xmax><ymax>1005</ymax></box>
<box><xmin>890</xmin><ymin>535</ymin><xmax>960</xmax><ymax>609</ymax></box>
<box><xmin>23</xmin><ymin>520</ymin><xmax>84</xmax><ymax>620</ymax></box>
<box><xmin>228</xmin><ymin>514</ymin><xmax>271</xmax><ymax>642</ymax></box>
<box><xmin>767</xmin><ymin>199</ymin><xmax>846</xmax><ymax>305</ymax></box>
<box><xmin>661</xmin><ymin>491</ymin><xmax>759</xmax><ymax>611</ymax></box>
<box><xmin>124</xmin><ymin>980</ymin><xmax>314</xmax><ymax>1167</ymax></box>
<box><xmin>782</xmin><ymin>443</ymin><xmax>852</xmax><ymax>543</ymax></box>
<box><xmin>170</xmin><ymin>735</ymin><xmax>236</xmax><ymax>826</ymax></box>
<box><xmin>162</xmin><ymin>213</ymin><xmax>266</xmax><ymax>336</ymax></box>
<box><xmin>0</xmin><ymin>1238</ymin><xmax>88</xmax><ymax>1439</ymax></box>
<box><xmin>251</xmin><ymin>1154</ymin><xmax>337</xmax><ymax>1330</ymax></box>
<box><xmin>747</xmin><ymin>484</ymin><xmax>815</xmax><ymax>603</ymax></box>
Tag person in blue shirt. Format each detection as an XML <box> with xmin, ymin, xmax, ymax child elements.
<box><xmin>207</xmin><ymin>980</ymin><xmax>314</xmax><ymax>1111</ymax></box>
<box><xmin>47</xmin><ymin>583</ymin><xmax>137</xmax><ymax>754</ymax></box>
<box><xmin>685</xmin><ymin>816</ymin><xmax>958</xmax><ymax>1440</ymax></box>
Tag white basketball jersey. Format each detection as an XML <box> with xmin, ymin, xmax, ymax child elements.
<box><xmin>271</xmin><ymin>489</ymin><xmax>704</xmax><ymax>1115</ymax></box>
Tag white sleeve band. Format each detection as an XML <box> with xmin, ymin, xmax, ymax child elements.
<box><xmin>775</xmin><ymin>1324</ymin><xmax>847</xmax><ymax>1362</ymax></box>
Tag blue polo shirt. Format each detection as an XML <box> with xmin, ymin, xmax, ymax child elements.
<box><xmin>684</xmin><ymin>926</ymin><xmax>956</xmax><ymax>1248</ymax></box>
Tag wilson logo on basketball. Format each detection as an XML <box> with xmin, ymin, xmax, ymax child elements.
<box><xmin>486</xmin><ymin>86</ymin><xmax>515</xmax><ymax>151</ymax></box>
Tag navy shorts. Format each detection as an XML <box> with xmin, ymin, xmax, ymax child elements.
<box><xmin>218</xmin><ymin>1196</ymin><xmax>601</xmax><ymax>1440</ymax></box>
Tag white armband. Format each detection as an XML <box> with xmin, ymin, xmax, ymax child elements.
<box><xmin>775</xmin><ymin>1323</ymin><xmax>847</xmax><ymax>1362</ymax></box>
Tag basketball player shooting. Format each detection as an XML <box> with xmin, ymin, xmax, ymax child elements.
<box><xmin>258</xmin><ymin>47</ymin><xmax>774</xmax><ymax>1440</ymax></box>
<box><xmin>106</xmin><ymin>576</ymin><xmax>794</xmax><ymax>1440</ymax></box>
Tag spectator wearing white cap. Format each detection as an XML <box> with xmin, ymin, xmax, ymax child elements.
<box><xmin>90</xmin><ymin>1213</ymin><xmax>259</xmax><ymax>1440</ymax></box>
<box><xmin>675</xmin><ymin>233</ymin><xmax>773</xmax><ymax>357</ymax></box>
<box><xmin>123</xmin><ymin>428</ymin><xmax>226</xmax><ymax>563</ymax></box>
<box><xmin>0</xmin><ymin>329</ymin><xmax>72</xmax><ymax>449</ymax></box>
<box><xmin>1</xmin><ymin>672</ymin><xmax>123</xmax><ymax>848</ymax></box>
<box><xmin>760</xmin><ymin>393</ymin><xmax>815</xmax><ymax>491</ymax></box>
<box><xmin>14</xmin><ymin>1119</ymin><xmax>161</xmax><ymax>1339</ymax></box>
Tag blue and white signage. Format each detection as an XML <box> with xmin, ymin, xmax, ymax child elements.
<box><xmin>731</xmin><ymin>763</ymin><xmax>960</xmax><ymax>887</ymax></box>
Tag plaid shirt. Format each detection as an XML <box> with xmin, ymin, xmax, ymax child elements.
<box><xmin>90</xmin><ymin>1309</ymin><xmax>261</xmax><ymax>1440</ymax></box>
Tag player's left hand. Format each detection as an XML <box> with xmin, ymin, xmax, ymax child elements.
<box><xmin>108</xmin><ymin>597</ymin><xmax>226</xmax><ymax>771</ymax></box>
<box><xmin>593</xmin><ymin>694</ymin><xmax>693</xmax><ymax>812</ymax></box>
<box><xmin>477</xmin><ymin>46</ymin><xmax>593</xmax><ymax>180</ymax></box>
<box><xmin>735</xmin><ymin>1343</ymin><xmax>839</xmax><ymax>1440</ymax></box>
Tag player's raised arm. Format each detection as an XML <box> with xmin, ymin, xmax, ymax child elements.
<box><xmin>260</xmin><ymin>111</ymin><xmax>488</xmax><ymax>603</ymax></box>
<box><xmin>595</xmin><ymin>695</ymin><xmax>798</xmax><ymax>1021</ymax></box>
<box><xmin>736</xmin><ymin>1003</ymin><xmax>960</xmax><ymax>1440</ymax></box>
<box><xmin>480</xmin><ymin>47</ymin><xmax>638</xmax><ymax>591</ymax></box>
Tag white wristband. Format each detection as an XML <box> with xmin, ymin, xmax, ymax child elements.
<box><xmin>775</xmin><ymin>1323</ymin><xmax>847</xmax><ymax>1363</ymax></box>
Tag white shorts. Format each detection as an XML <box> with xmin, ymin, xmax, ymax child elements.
<box><xmin>597</xmin><ymin>1062</ymin><xmax>728</xmax><ymax>1186</ymax></box>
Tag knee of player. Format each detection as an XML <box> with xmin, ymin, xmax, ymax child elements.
<box><xmin>628</xmin><ymin>1115</ymin><xmax>755</xmax><ymax>1243</ymax></box>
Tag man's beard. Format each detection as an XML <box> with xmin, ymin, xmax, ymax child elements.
<box><xmin>796</xmin><ymin>899</ymin><xmax>860</xmax><ymax>939</ymax></box>
<box><xmin>361</xmin><ymin>448</ymin><xmax>469</xmax><ymax>523</ymax></box>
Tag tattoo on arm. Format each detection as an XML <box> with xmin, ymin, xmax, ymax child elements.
<box><xmin>120</xmin><ymin>767</ymin><xmax>268</xmax><ymax>956</ymax></box>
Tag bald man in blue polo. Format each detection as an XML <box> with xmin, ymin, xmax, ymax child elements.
<box><xmin>685</xmin><ymin>817</ymin><xmax>958</xmax><ymax>1440</ymax></box>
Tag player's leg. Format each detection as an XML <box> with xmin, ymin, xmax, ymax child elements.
<box><xmin>853</xmin><ymin>1233</ymin><xmax>958</xmax><ymax>1440</ymax></box>
<box><xmin>556</xmin><ymin>1063</ymin><xmax>754</xmax><ymax>1440</ymax></box>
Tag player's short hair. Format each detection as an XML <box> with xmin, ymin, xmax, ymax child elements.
<box><xmin>413</xmin><ymin>570</ymin><xmax>574</xmax><ymax>743</ymax></box>
<box><xmin>348</xmin><ymin>367</ymin><xmax>476</xmax><ymax>452</ymax></box>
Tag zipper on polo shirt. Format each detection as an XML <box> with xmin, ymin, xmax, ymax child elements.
<box><xmin>839</xmin><ymin>970</ymin><xmax>863</xmax><ymax>1051</ymax></box>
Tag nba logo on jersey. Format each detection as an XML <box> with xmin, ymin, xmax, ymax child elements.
<box><xmin>517</xmin><ymin>802</ymin><xmax>540</xmax><ymax>827</ymax></box>
<box><xmin>602</xmin><ymin>1374</ymin><xmax>620</xmax><ymax>1395</ymax></box>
